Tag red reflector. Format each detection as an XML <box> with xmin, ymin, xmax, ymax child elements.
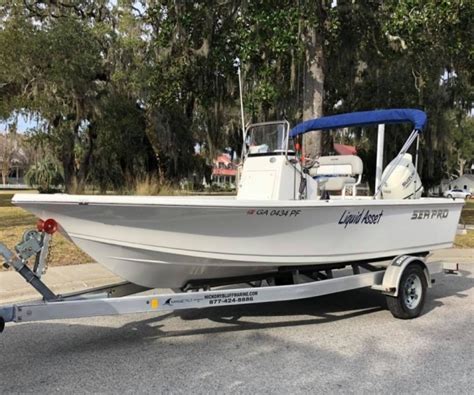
<box><xmin>36</xmin><ymin>219</ymin><xmax>45</xmax><ymax>232</ymax></box>
<box><xmin>43</xmin><ymin>219</ymin><xmax>58</xmax><ymax>235</ymax></box>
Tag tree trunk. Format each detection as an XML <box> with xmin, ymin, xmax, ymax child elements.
<box><xmin>1</xmin><ymin>131</ymin><xmax>14</xmax><ymax>185</ymax></box>
<box><xmin>302</xmin><ymin>17</ymin><xmax>325</xmax><ymax>159</ymax></box>
<box><xmin>76</xmin><ymin>123</ymin><xmax>97</xmax><ymax>193</ymax></box>
<box><xmin>457</xmin><ymin>153</ymin><xmax>466</xmax><ymax>177</ymax></box>
<box><xmin>1</xmin><ymin>167</ymin><xmax>7</xmax><ymax>185</ymax></box>
<box><xmin>62</xmin><ymin>131</ymin><xmax>77</xmax><ymax>193</ymax></box>
<box><xmin>144</xmin><ymin>108</ymin><xmax>174</xmax><ymax>183</ymax></box>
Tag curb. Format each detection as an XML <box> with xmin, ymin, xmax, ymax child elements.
<box><xmin>0</xmin><ymin>263</ymin><xmax>120</xmax><ymax>304</ymax></box>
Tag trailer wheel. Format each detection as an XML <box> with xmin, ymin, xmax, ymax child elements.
<box><xmin>0</xmin><ymin>317</ymin><xmax>5</xmax><ymax>333</ymax></box>
<box><xmin>274</xmin><ymin>272</ymin><xmax>294</xmax><ymax>286</ymax></box>
<box><xmin>386</xmin><ymin>264</ymin><xmax>427</xmax><ymax>319</ymax></box>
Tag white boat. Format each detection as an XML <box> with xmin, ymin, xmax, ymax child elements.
<box><xmin>12</xmin><ymin>109</ymin><xmax>464</xmax><ymax>289</ymax></box>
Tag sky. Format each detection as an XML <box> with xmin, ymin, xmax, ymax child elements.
<box><xmin>0</xmin><ymin>114</ymin><xmax>37</xmax><ymax>134</ymax></box>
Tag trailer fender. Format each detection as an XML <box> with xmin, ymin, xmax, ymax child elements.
<box><xmin>0</xmin><ymin>305</ymin><xmax>15</xmax><ymax>333</ymax></box>
<box><xmin>374</xmin><ymin>255</ymin><xmax>430</xmax><ymax>297</ymax></box>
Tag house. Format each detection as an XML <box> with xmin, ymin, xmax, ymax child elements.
<box><xmin>0</xmin><ymin>134</ymin><xmax>29</xmax><ymax>185</ymax></box>
<box><xmin>429</xmin><ymin>174</ymin><xmax>474</xmax><ymax>196</ymax></box>
<box><xmin>211</xmin><ymin>153</ymin><xmax>238</xmax><ymax>188</ymax></box>
<box><xmin>333</xmin><ymin>143</ymin><xmax>357</xmax><ymax>156</ymax></box>
<box><xmin>443</xmin><ymin>174</ymin><xmax>474</xmax><ymax>193</ymax></box>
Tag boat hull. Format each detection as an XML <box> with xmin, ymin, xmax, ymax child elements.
<box><xmin>12</xmin><ymin>195</ymin><xmax>464</xmax><ymax>288</ymax></box>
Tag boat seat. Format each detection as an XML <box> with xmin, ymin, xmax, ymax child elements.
<box><xmin>309</xmin><ymin>155</ymin><xmax>363</xmax><ymax>196</ymax></box>
<box><xmin>323</xmin><ymin>176</ymin><xmax>356</xmax><ymax>191</ymax></box>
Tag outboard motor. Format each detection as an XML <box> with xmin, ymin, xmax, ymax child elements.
<box><xmin>381</xmin><ymin>153</ymin><xmax>423</xmax><ymax>199</ymax></box>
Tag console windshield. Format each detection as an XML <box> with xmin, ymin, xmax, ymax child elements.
<box><xmin>245</xmin><ymin>122</ymin><xmax>292</xmax><ymax>155</ymax></box>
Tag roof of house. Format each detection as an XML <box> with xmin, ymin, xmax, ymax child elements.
<box><xmin>334</xmin><ymin>143</ymin><xmax>357</xmax><ymax>155</ymax></box>
<box><xmin>212</xmin><ymin>152</ymin><xmax>237</xmax><ymax>176</ymax></box>
<box><xmin>214</xmin><ymin>153</ymin><xmax>233</xmax><ymax>165</ymax></box>
<box><xmin>0</xmin><ymin>135</ymin><xmax>28</xmax><ymax>165</ymax></box>
<box><xmin>451</xmin><ymin>174</ymin><xmax>474</xmax><ymax>185</ymax></box>
<box><xmin>212</xmin><ymin>168</ymin><xmax>237</xmax><ymax>176</ymax></box>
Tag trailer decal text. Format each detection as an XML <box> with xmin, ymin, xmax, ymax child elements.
<box><xmin>205</xmin><ymin>291</ymin><xmax>258</xmax><ymax>305</ymax></box>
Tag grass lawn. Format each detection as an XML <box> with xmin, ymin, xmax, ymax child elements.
<box><xmin>465</xmin><ymin>200</ymin><xmax>474</xmax><ymax>208</ymax></box>
<box><xmin>461</xmin><ymin>210</ymin><xmax>474</xmax><ymax>224</ymax></box>
<box><xmin>0</xmin><ymin>206</ymin><xmax>93</xmax><ymax>269</ymax></box>
<box><xmin>0</xmin><ymin>193</ymin><xmax>19</xmax><ymax>208</ymax></box>
<box><xmin>0</xmin><ymin>194</ymin><xmax>473</xmax><ymax>270</ymax></box>
<box><xmin>454</xmin><ymin>230</ymin><xmax>474</xmax><ymax>248</ymax></box>
<box><xmin>461</xmin><ymin>199</ymin><xmax>474</xmax><ymax>224</ymax></box>
<box><xmin>0</xmin><ymin>189</ymin><xmax>37</xmax><ymax>208</ymax></box>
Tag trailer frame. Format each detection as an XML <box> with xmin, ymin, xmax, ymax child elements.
<box><xmin>0</xmin><ymin>224</ymin><xmax>459</xmax><ymax>333</ymax></box>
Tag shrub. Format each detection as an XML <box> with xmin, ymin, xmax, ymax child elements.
<box><xmin>25</xmin><ymin>157</ymin><xmax>64</xmax><ymax>193</ymax></box>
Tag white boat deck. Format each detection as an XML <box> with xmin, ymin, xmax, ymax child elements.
<box><xmin>12</xmin><ymin>193</ymin><xmax>462</xmax><ymax>208</ymax></box>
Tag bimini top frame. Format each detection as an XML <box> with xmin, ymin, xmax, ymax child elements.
<box><xmin>289</xmin><ymin>109</ymin><xmax>427</xmax><ymax>199</ymax></box>
<box><xmin>289</xmin><ymin>109</ymin><xmax>427</xmax><ymax>137</ymax></box>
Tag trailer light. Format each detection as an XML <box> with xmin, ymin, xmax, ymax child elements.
<box><xmin>36</xmin><ymin>219</ymin><xmax>45</xmax><ymax>232</ymax></box>
<box><xmin>43</xmin><ymin>219</ymin><xmax>58</xmax><ymax>235</ymax></box>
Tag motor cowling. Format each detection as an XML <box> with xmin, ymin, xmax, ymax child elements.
<box><xmin>381</xmin><ymin>153</ymin><xmax>423</xmax><ymax>199</ymax></box>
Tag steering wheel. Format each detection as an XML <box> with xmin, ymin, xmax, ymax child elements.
<box><xmin>302</xmin><ymin>157</ymin><xmax>319</xmax><ymax>174</ymax></box>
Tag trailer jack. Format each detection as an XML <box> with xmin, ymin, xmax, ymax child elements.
<box><xmin>0</xmin><ymin>222</ymin><xmax>59</xmax><ymax>302</ymax></box>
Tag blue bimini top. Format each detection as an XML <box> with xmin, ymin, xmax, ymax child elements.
<box><xmin>289</xmin><ymin>109</ymin><xmax>427</xmax><ymax>138</ymax></box>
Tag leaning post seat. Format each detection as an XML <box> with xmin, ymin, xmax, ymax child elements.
<box><xmin>309</xmin><ymin>155</ymin><xmax>363</xmax><ymax>196</ymax></box>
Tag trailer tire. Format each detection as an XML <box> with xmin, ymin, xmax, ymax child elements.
<box><xmin>0</xmin><ymin>317</ymin><xmax>4</xmax><ymax>333</ymax></box>
<box><xmin>386</xmin><ymin>263</ymin><xmax>427</xmax><ymax>319</ymax></box>
<box><xmin>274</xmin><ymin>272</ymin><xmax>294</xmax><ymax>286</ymax></box>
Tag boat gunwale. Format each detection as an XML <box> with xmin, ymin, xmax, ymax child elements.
<box><xmin>12</xmin><ymin>194</ymin><xmax>465</xmax><ymax>209</ymax></box>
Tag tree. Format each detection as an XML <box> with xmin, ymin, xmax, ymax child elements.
<box><xmin>1</xmin><ymin>0</ymin><xmax>472</xmax><ymax>193</ymax></box>
<box><xmin>0</xmin><ymin>2</ymin><xmax>156</xmax><ymax>191</ymax></box>
<box><xmin>322</xmin><ymin>0</ymin><xmax>473</xmax><ymax>188</ymax></box>
<box><xmin>447</xmin><ymin>112</ymin><xmax>474</xmax><ymax>178</ymax></box>
<box><xmin>0</xmin><ymin>11</ymin><xmax>106</xmax><ymax>191</ymax></box>
<box><xmin>0</xmin><ymin>122</ymin><xmax>22</xmax><ymax>185</ymax></box>
<box><xmin>0</xmin><ymin>131</ymin><xmax>14</xmax><ymax>185</ymax></box>
<box><xmin>379</xmin><ymin>1</ymin><xmax>473</xmax><ymax>186</ymax></box>
<box><xmin>301</xmin><ymin>1</ymin><xmax>328</xmax><ymax>159</ymax></box>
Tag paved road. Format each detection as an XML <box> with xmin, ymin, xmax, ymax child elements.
<box><xmin>1</xmin><ymin>264</ymin><xmax>472</xmax><ymax>394</ymax></box>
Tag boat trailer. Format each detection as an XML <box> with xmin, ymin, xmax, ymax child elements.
<box><xmin>0</xmin><ymin>220</ymin><xmax>459</xmax><ymax>333</ymax></box>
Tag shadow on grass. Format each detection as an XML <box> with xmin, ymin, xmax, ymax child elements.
<box><xmin>0</xmin><ymin>194</ymin><xmax>36</xmax><ymax>230</ymax></box>
<box><xmin>0</xmin><ymin>193</ymin><xmax>14</xmax><ymax>207</ymax></box>
<box><xmin>0</xmin><ymin>211</ymin><xmax>36</xmax><ymax>229</ymax></box>
<box><xmin>461</xmin><ymin>209</ymin><xmax>474</xmax><ymax>224</ymax></box>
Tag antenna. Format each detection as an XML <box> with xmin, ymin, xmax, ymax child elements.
<box><xmin>234</xmin><ymin>57</ymin><xmax>246</xmax><ymax>146</ymax></box>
